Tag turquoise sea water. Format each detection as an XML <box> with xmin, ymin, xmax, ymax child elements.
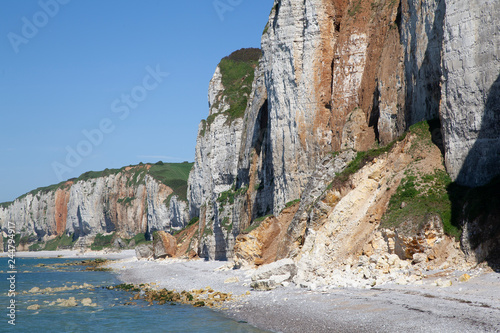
<box><xmin>0</xmin><ymin>257</ymin><xmax>267</xmax><ymax>333</ymax></box>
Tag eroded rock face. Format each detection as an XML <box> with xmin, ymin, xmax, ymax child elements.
<box><xmin>400</xmin><ymin>0</ymin><xmax>445</xmax><ymax>124</ymax></box>
<box><xmin>0</xmin><ymin>185</ymin><xmax>72</xmax><ymax>241</ymax></box>
<box><xmin>187</xmin><ymin>51</ymin><xmax>265</xmax><ymax>260</ymax></box>
<box><xmin>0</xmin><ymin>167</ymin><xmax>188</xmax><ymax>246</ymax></box>
<box><xmin>153</xmin><ymin>231</ymin><xmax>177</xmax><ymax>259</ymax></box>
<box><xmin>384</xmin><ymin>216</ymin><xmax>446</xmax><ymax>261</ymax></box>
<box><xmin>188</xmin><ymin>65</ymin><xmax>245</xmax><ymax>219</ymax></box>
<box><xmin>187</xmin><ymin>64</ymin><xmax>247</xmax><ymax>260</ymax></box>
<box><xmin>261</xmin><ymin>0</ymin><xmax>335</xmax><ymax>210</ymax></box>
<box><xmin>65</xmin><ymin>174</ymin><xmax>148</xmax><ymax>238</ymax></box>
<box><xmin>146</xmin><ymin>175</ymin><xmax>188</xmax><ymax>235</ymax></box>
<box><xmin>440</xmin><ymin>0</ymin><xmax>500</xmax><ymax>186</ymax></box>
<box><xmin>234</xmin><ymin>204</ymin><xmax>299</xmax><ymax>268</ymax></box>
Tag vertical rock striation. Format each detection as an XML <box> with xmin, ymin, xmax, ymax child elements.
<box><xmin>145</xmin><ymin>175</ymin><xmax>188</xmax><ymax>235</ymax></box>
<box><xmin>261</xmin><ymin>0</ymin><xmax>349</xmax><ymax>211</ymax></box>
<box><xmin>187</xmin><ymin>0</ymin><xmax>500</xmax><ymax>261</ymax></box>
<box><xmin>65</xmin><ymin>173</ymin><xmax>148</xmax><ymax>238</ymax></box>
<box><xmin>187</xmin><ymin>49</ymin><xmax>261</xmax><ymax>259</ymax></box>
<box><xmin>0</xmin><ymin>186</ymin><xmax>72</xmax><ymax>241</ymax></box>
<box><xmin>440</xmin><ymin>0</ymin><xmax>500</xmax><ymax>186</ymax></box>
<box><xmin>400</xmin><ymin>0</ymin><xmax>445</xmax><ymax>124</ymax></box>
<box><xmin>0</xmin><ymin>165</ymin><xmax>190</xmax><ymax>247</ymax></box>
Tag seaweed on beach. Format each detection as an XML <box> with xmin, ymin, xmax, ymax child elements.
<box><xmin>106</xmin><ymin>283</ymin><xmax>234</xmax><ymax>308</ymax></box>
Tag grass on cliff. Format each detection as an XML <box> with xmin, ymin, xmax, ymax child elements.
<box><xmin>205</xmin><ymin>48</ymin><xmax>261</xmax><ymax>128</ymax></box>
<box><xmin>4</xmin><ymin>161</ymin><xmax>194</xmax><ymax>208</ymax></box>
<box><xmin>0</xmin><ymin>201</ymin><xmax>12</xmax><ymax>209</ymax></box>
<box><xmin>149</xmin><ymin>162</ymin><xmax>193</xmax><ymax>202</ymax></box>
<box><xmin>378</xmin><ymin>120</ymin><xmax>462</xmax><ymax>239</ymax></box>
<box><xmin>43</xmin><ymin>234</ymin><xmax>77</xmax><ymax>251</ymax></box>
<box><xmin>131</xmin><ymin>233</ymin><xmax>149</xmax><ymax>245</ymax></box>
<box><xmin>381</xmin><ymin>169</ymin><xmax>500</xmax><ymax>243</ymax></box>
<box><xmin>217</xmin><ymin>185</ymin><xmax>248</xmax><ymax>210</ymax></box>
<box><xmin>329</xmin><ymin>120</ymin><xmax>437</xmax><ymax>189</ymax></box>
<box><xmin>221</xmin><ymin>217</ymin><xmax>233</xmax><ymax>233</ymax></box>
<box><xmin>91</xmin><ymin>233</ymin><xmax>115</xmax><ymax>251</ymax></box>
<box><xmin>380</xmin><ymin>169</ymin><xmax>460</xmax><ymax>239</ymax></box>
<box><xmin>348</xmin><ymin>0</ymin><xmax>363</xmax><ymax>16</ymax></box>
<box><xmin>241</xmin><ymin>214</ymin><xmax>274</xmax><ymax>234</ymax></box>
<box><xmin>15</xmin><ymin>180</ymin><xmax>74</xmax><ymax>202</ymax></box>
<box><xmin>123</xmin><ymin>233</ymin><xmax>152</xmax><ymax>246</ymax></box>
<box><xmin>329</xmin><ymin>140</ymin><xmax>399</xmax><ymax>189</ymax></box>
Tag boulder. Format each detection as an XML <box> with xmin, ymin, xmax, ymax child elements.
<box><xmin>188</xmin><ymin>249</ymin><xmax>198</xmax><ymax>259</ymax></box>
<box><xmin>436</xmin><ymin>279</ymin><xmax>453</xmax><ymax>287</ymax></box>
<box><xmin>81</xmin><ymin>298</ymin><xmax>96</xmax><ymax>306</ymax></box>
<box><xmin>269</xmin><ymin>273</ymin><xmax>291</xmax><ymax>285</ymax></box>
<box><xmin>251</xmin><ymin>279</ymin><xmax>277</xmax><ymax>291</ymax></box>
<box><xmin>412</xmin><ymin>253</ymin><xmax>427</xmax><ymax>265</ymax></box>
<box><xmin>113</xmin><ymin>237</ymin><xmax>127</xmax><ymax>249</ymax></box>
<box><xmin>224</xmin><ymin>277</ymin><xmax>240</xmax><ymax>284</ymax></box>
<box><xmin>58</xmin><ymin>297</ymin><xmax>78</xmax><ymax>307</ymax></box>
<box><xmin>251</xmin><ymin>258</ymin><xmax>297</xmax><ymax>282</ymax></box>
<box><xmin>153</xmin><ymin>231</ymin><xmax>177</xmax><ymax>259</ymax></box>
<box><xmin>459</xmin><ymin>273</ymin><xmax>471</xmax><ymax>282</ymax></box>
<box><xmin>135</xmin><ymin>243</ymin><xmax>153</xmax><ymax>260</ymax></box>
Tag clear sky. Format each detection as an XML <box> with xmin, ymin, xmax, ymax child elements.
<box><xmin>0</xmin><ymin>0</ymin><xmax>272</xmax><ymax>203</ymax></box>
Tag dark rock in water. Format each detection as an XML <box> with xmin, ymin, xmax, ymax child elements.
<box><xmin>135</xmin><ymin>243</ymin><xmax>153</xmax><ymax>260</ymax></box>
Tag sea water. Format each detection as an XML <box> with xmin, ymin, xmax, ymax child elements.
<box><xmin>0</xmin><ymin>257</ymin><xmax>267</xmax><ymax>332</ymax></box>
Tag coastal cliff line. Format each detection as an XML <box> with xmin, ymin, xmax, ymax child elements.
<box><xmin>1</xmin><ymin>0</ymin><xmax>499</xmax><ymax>280</ymax></box>
<box><xmin>0</xmin><ymin>163</ymin><xmax>192</xmax><ymax>250</ymax></box>
<box><xmin>186</xmin><ymin>0</ymin><xmax>499</xmax><ymax>274</ymax></box>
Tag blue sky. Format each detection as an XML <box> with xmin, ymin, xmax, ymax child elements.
<box><xmin>0</xmin><ymin>0</ymin><xmax>271</xmax><ymax>203</ymax></box>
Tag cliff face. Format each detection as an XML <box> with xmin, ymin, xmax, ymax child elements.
<box><xmin>258</xmin><ymin>0</ymin><xmax>446</xmax><ymax>211</ymax></box>
<box><xmin>3</xmin><ymin>0</ymin><xmax>499</xmax><ymax>263</ymax></box>
<box><xmin>0</xmin><ymin>185</ymin><xmax>72</xmax><ymax>239</ymax></box>
<box><xmin>0</xmin><ymin>164</ymin><xmax>191</xmax><ymax>246</ymax></box>
<box><xmin>440</xmin><ymin>0</ymin><xmax>500</xmax><ymax>187</ymax></box>
<box><xmin>187</xmin><ymin>49</ymin><xmax>262</xmax><ymax>259</ymax></box>
<box><xmin>187</xmin><ymin>66</ymin><xmax>245</xmax><ymax>218</ymax></box>
<box><xmin>187</xmin><ymin>0</ymin><xmax>500</xmax><ymax>262</ymax></box>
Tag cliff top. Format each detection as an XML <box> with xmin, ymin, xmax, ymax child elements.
<box><xmin>222</xmin><ymin>48</ymin><xmax>262</xmax><ymax>63</ymax></box>
<box><xmin>1</xmin><ymin>161</ymin><xmax>194</xmax><ymax>206</ymax></box>
<box><xmin>204</xmin><ymin>48</ymin><xmax>262</xmax><ymax>127</ymax></box>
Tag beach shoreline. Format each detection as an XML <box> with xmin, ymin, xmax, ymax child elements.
<box><xmin>105</xmin><ymin>254</ymin><xmax>500</xmax><ymax>333</ymax></box>
<box><xmin>9</xmin><ymin>250</ymin><xmax>500</xmax><ymax>332</ymax></box>
<box><xmin>1</xmin><ymin>249</ymin><xmax>136</xmax><ymax>260</ymax></box>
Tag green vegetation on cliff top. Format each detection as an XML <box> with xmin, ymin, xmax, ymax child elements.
<box><xmin>148</xmin><ymin>162</ymin><xmax>193</xmax><ymax>202</ymax></box>
<box><xmin>1</xmin><ymin>161</ymin><xmax>193</xmax><ymax>206</ymax></box>
<box><xmin>204</xmin><ymin>48</ymin><xmax>261</xmax><ymax>129</ymax></box>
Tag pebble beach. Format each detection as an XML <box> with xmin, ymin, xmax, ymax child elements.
<box><xmin>8</xmin><ymin>250</ymin><xmax>500</xmax><ymax>332</ymax></box>
<box><xmin>104</xmin><ymin>253</ymin><xmax>500</xmax><ymax>333</ymax></box>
